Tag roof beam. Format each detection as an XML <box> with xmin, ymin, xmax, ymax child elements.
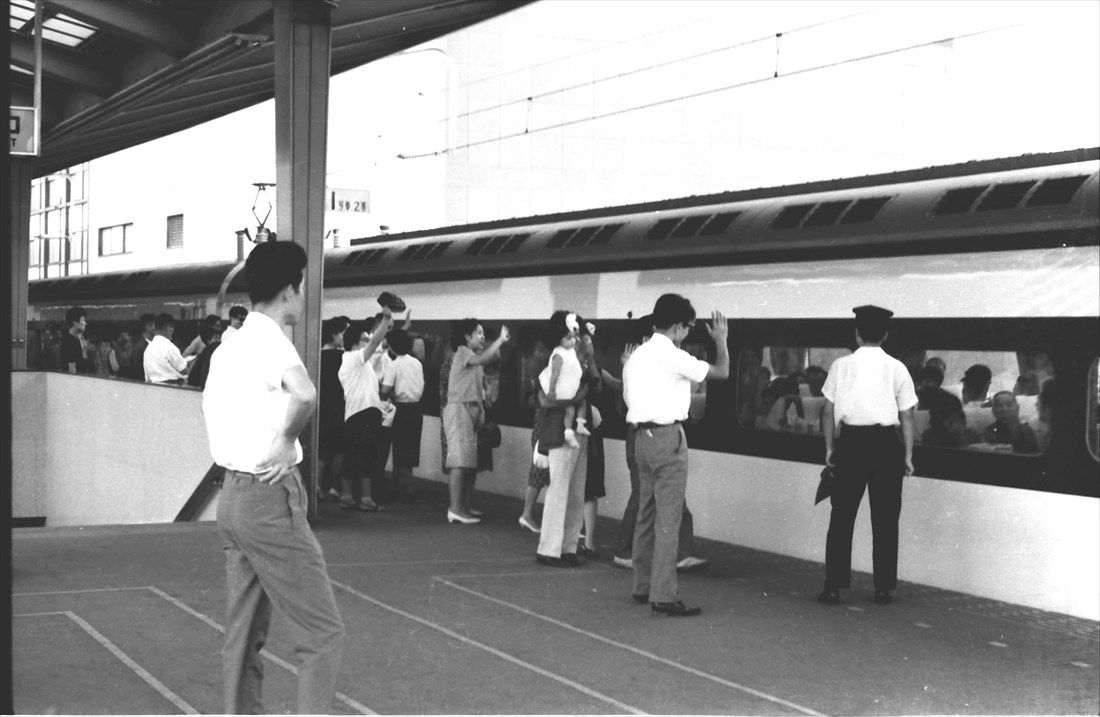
<box><xmin>9</xmin><ymin>31</ymin><xmax>116</xmax><ymax>96</ymax></box>
<box><xmin>43</xmin><ymin>0</ymin><xmax>194</xmax><ymax>57</ymax></box>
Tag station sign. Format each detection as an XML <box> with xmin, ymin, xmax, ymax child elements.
<box><xmin>10</xmin><ymin>106</ymin><xmax>37</xmax><ymax>155</ymax></box>
<box><xmin>328</xmin><ymin>188</ymin><xmax>370</xmax><ymax>213</ymax></box>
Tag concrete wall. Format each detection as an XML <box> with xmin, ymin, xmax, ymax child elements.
<box><xmin>417</xmin><ymin>418</ymin><xmax>1100</xmax><ymax>621</ymax></box>
<box><xmin>11</xmin><ymin>372</ymin><xmax>218</xmax><ymax>526</ymax></box>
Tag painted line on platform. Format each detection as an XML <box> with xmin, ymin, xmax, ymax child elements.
<box><xmin>329</xmin><ymin>578</ymin><xmax>646</xmax><ymax>715</ymax></box>
<box><xmin>434</xmin><ymin>577</ymin><xmax>823</xmax><ymax>717</ymax></box>
<box><xmin>328</xmin><ymin>557</ymin><xmax>531</xmax><ymax>568</ymax></box>
<box><xmin>17</xmin><ymin>609</ymin><xmax>197</xmax><ymax>714</ymax></box>
<box><xmin>441</xmin><ymin>569</ymin><xmax>578</xmax><ymax>580</ymax></box>
<box><xmin>15</xmin><ymin>585</ymin><xmax>150</xmax><ymax>597</ymax></box>
<box><xmin>146</xmin><ymin>586</ymin><xmax>376</xmax><ymax>715</ymax></box>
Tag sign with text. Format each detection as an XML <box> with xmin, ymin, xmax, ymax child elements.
<box><xmin>10</xmin><ymin>106</ymin><xmax>37</xmax><ymax>155</ymax></box>
<box><xmin>328</xmin><ymin>188</ymin><xmax>370</xmax><ymax>213</ymax></box>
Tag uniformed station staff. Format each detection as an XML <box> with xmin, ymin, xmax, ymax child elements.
<box><xmin>818</xmin><ymin>304</ymin><xmax>917</xmax><ymax>606</ymax></box>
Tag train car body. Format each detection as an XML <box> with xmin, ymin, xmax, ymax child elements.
<box><xmin>27</xmin><ymin>148</ymin><xmax>1100</xmax><ymax>618</ymax></box>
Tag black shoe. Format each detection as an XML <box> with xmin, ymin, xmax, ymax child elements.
<box><xmin>535</xmin><ymin>554</ymin><xmax>568</xmax><ymax>568</ymax></box>
<box><xmin>632</xmin><ymin>593</ymin><xmax>649</xmax><ymax>604</ymax></box>
<box><xmin>561</xmin><ymin>552</ymin><xmax>581</xmax><ymax>567</ymax></box>
<box><xmin>817</xmin><ymin>588</ymin><xmax>840</xmax><ymax>605</ymax></box>
<box><xmin>873</xmin><ymin>590</ymin><xmax>893</xmax><ymax>605</ymax></box>
<box><xmin>651</xmin><ymin>600</ymin><xmax>701</xmax><ymax>617</ymax></box>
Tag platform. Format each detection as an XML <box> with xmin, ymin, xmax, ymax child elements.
<box><xmin>12</xmin><ymin>483</ymin><xmax>1099</xmax><ymax>715</ymax></box>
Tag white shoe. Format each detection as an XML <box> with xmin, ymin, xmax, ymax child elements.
<box><xmin>468</xmin><ymin>508</ymin><xmax>484</xmax><ymax>517</ymax></box>
<box><xmin>326</xmin><ymin>488</ymin><xmax>341</xmax><ymax>502</ymax></box>
<box><xmin>612</xmin><ymin>555</ymin><xmax>633</xmax><ymax>569</ymax></box>
<box><xmin>564</xmin><ymin>429</ymin><xmax>580</xmax><ymax>448</ymax></box>
<box><xmin>575</xmin><ymin>422</ymin><xmax>591</xmax><ymax>437</ymax></box>
<box><xmin>447</xmin><ymin>510</ymin><xmax>481</xmax><ymax>525</ymax></box>
<box><xmin>518</xmin><ymin>516</ymin><xmax>541</xmax><ymax>533</ymax></box>
<box><xmin>676</xmin><ymin>556</ymin><xmax>709</xmax><ymax>572</ymax></box>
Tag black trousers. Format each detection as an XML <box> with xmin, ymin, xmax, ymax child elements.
<box><xmin>825</xmin><ymin>424</ymin><xmax>904</xmax><ymax>591</ymax></box>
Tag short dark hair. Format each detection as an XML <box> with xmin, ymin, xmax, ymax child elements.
<box><xmin>244</xmin><ymin>240</ymin><xmax>307</xmax><ymax>304</ymax></box>
<box><xmin>228</xmin><ymin>305</ymin><xmax>248</xmax><ymax>321</ymax></box>
<box><xmin>203</xmin><ymin>314</ymin><xmax>221</xmax><ymax>327</ymax></box>
<box><xmin>139</xmin><ymin>312</ymin><xmax>156</xmax><ymax>326</ymax></box>
<box><xmin>386</xmin><ymin>328</ymin><xmax>413</xmax><ymax>355</ymax></box>
<box><xmin>651</xmin><ymin>294</ymin><xmax>695</xmax><ymax>330</ymax></box>
<box><xmin>917</xmin><ymin>365</ymin><xmax>944</xmax><ymax>386</ymax></box>
<box><xmin>962</xmin><ymin>364</ymin><xmax>992</xmax><ymax>390</ymax></box>
<box><xmin>200</xmin><ymin>323</ymin><xmax>220</xmax><ymax>342</ymax></box>
<box><xmin>155</xmin><ymin>313</ymin><xmax>175</xmax><ymax>331</ymax></box>
<box><xmin>545</xmin><ymin>310</ymin><xmax>575</xmax><ymax>348</ymax></box>
<box><xmin>450</xmin><ymin>318</ymin><xmax>479</xmax><ymax>351</ymax></box>
<box><xmin>65</xmin><ymin>306</ymin><xmax>86</xmax><ymax>328</ymax></box>
<box><xmin>322</xmin><ymin>317</ymin><xmax>346</xmax><ymax>343</ymax></box>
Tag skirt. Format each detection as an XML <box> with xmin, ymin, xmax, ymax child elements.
<box><xmin>443</xmin><ymin>401</ymin><xmax>481</xmax><ymax>470</ymax></box>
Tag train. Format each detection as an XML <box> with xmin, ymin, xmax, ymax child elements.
<box><xmin>26</xmin><ymin>147</ymin><xmax>1100</xmax><ymax>617</ymax></box>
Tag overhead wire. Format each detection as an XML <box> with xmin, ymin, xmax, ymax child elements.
<box><xmin>397</xmin><ymin>22</ymin><xmax>1023</xmax><ymax>160</ymax></box>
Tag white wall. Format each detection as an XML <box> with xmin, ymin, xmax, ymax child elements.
<box><xmin>416</xmin><ymin>418</ymin><xmax>1100</xmax><ymax>621</ymax></box>
<box><xmin>11</xmin><ymin>372</ymin><xmax>218</xmax><ymax>526</ymax></box>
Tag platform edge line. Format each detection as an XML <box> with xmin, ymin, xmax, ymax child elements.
<box><xmin>62</xmin><ymin>610</ymin><xmax>199</xmax><ymax>715</ymax></box>
<box><xmin>145</xmin><ymin>586</ymin><xmax>376</xmax><ymax>715</ymax></box>
<box><xmin>434</xmin><ymin>577</ymin><xmax>824</xmax><ymax>717</ymax></box>
<box><xmin>329</xmin><ymin>578</ymin><xmax>648</xmax><ymax>715</ymax></box>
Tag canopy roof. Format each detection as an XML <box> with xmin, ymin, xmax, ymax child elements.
<box><xmin>9</xmin><ymin>0</ymin><xmax>527</xmax><ymax>177</ymax></box>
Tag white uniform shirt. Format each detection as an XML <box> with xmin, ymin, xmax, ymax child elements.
<box><xmin>822</xmin><ymin>346</ymin><xmax>918</xmax><ymax>426</ymax></box>
<box><xmin>202</xmin><ymin>312</ymin><xmax>305</xmax><ymax>471</ymax></box>
<box><xmin>622</xmin><ymin>333</ymin><xmax>710</xmax><ymax>425</ymax></box>
<box><xmin>143</xmin><ymin>334</ymin><xmax>188</xmax><ymax>382</ymax></box>
<box><xmin>382</xmin><ymin>354</ymin><xmax>425</xmax><ymax>403</ymax></box>
<box><xmin>339</xmin><ymin>349</ymin><xmax>383</xmax><ymax>420</ymax></box>
<box><xmin>539</xmin><ymin>345</ymin><xmax>583</xmax><ymax>399</ymax></box>
<box><xmin>220</xmin><ymin>325</ymin><xmax>239</xmax><ymax>342</ymax></box>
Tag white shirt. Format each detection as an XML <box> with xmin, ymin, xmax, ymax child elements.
<box><xmin>382</xmin><ymin>354</ymin><xmax>425</xmax><ymax>403</ymax></box>
<box><xmin>822</xmin><ymin>346</ymin><xmax>918</xmax><ymax>426</ymax></box>
<box><xmin>539</xmin><ymin>345</ymin><xmax>582</xmax><ymax>399</ymax></box>
<box><xmin>339</xmin><ymin>349</ymin><xmax>383</xmax><ymax>420</ymax></box>
<box><xmin>143</xmin><ymin>334</ymin><xmax>188</xmax><ymax>382</ymax></box>
<box><xmin>202</xmin><ymin>312</ymin><xmax>305</xmax><ymax>472</ymax></box>
<box><xmin>220</xmin><ymin>325</ymin><xmax>239</xmax><ymax>342</ymax></box>
<box><xmin>622</xmin><ymin>333</ymin><xmax>710</xmax><ymax>424</ymax></box>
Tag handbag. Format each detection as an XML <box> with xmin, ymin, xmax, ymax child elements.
<box><xmin>478</xmin><ymin>420</ymin><xmax>502</xmax><ymax>449</ymax></box>
<box><xmin>815</xmin><ymin>465</ymin><xmax>835</xmax><ymax>505</ymax></box>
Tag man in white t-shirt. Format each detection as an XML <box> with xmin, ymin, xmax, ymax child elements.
<box><xmin>819</xmin><ymin>304</ymin><xmax>917</xmax><ymax>607</ymax></box>
<box><xmin>143</xmin><ymin>314</ymin><xmax>190</xmax><ymax>383</ymax></box>
<box><xmin>202</xmin><ymin>241</ymin><xmax>344</xmax><ymax>714</ymax></box>
<box><xmin>380</xmin><ymin>328</ymin><xmax>425</xmax><ymax>501</ymax></box>
<box><xmin>622</xmin><ymin>294</ymin><xmax>728</xmax><ymax>617</ymax></box>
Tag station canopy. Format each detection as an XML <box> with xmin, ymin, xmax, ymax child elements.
<box><xmin>9</xmin><ymin>0</ymin><xmax>527</xmax><ymax>177</ymax></box>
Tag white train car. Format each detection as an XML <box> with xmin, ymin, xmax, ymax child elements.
<box><xmin>28</xmin><ymin>148</ymin><xmax>1100</xmax><ymax>618</ymax></box>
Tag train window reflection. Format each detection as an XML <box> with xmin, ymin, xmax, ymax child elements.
<box><xmin>1087</xmin><ymin>358</ymin><xmax>1099</xmax><ymax>462</ymax></box>
<box><xmin>737</xmin><ymin>346</ymin><xmax>847</xmax><ymax>434</ymax></box>
<box><xmin>915</xmin><ymin>349</ymin><xmax>1053</xmax><ymax>455</ymax></box>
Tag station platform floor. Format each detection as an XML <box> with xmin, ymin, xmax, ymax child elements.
<box><xmin>12</xmin><ymin>480</ymin><xmax>1100</xmax><ymax>715</ymax></box>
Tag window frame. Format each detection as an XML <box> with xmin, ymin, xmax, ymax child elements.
<box><xmin>98</xmin><ymin>223</ymin><xmax>133</xmax><ymax>257</ymax></box>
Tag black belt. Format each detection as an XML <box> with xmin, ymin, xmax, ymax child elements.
<box><xmin>631</xmin><ymin>421</ymin><xmax>681</xmax><ymax>430</ymax></box>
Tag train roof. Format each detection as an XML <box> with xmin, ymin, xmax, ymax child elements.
<box><xmin>29</xmin><ymin>147</ymin><xmax>1100</xmax><ymax>304</ymax></box>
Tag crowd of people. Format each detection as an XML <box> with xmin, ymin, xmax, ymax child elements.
<box><xmin>43</xmin><ymin>305</ymin><xmax>250</xmax><ymax>386</ymax></box>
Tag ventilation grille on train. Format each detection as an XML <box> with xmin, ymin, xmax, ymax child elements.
<box><xmin>545</xmin><ymin>223</ymin><xmax>625</xmax><ymax>249</ymax></box>
<box><xmin>931</xmin><ymin>175</ymin><xmax>1089</xmax><ymax>215</ymax></box>
<box><xmin>465</xmin><ymin>233</ymin><xmax>531</xmax><ymax>256</ymax></box>
<box><xmin>395</xmin><ymin>241</ymin><xmax>453</xmax><ymax>261</ymax></box>
<box><xmin>644</xmin><ymin>212</ymin><xmax>740</xmax><ymax>240</ymax></box>
<box><xmin>771</xmin><ymin>197</ymin><xmax>892</xmax><ymax>229</ymax></box>
<box><xmin>340</xmin><ymin>247</ymin><xmax>389</xmax><ymax>266</ymax></box>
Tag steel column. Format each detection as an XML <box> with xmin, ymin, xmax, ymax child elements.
<box><xmin>273</xmin><ymin>0</ymin><xmax>331</xmax><ymax>519</ymax></box>
<box><xmin>9</xmin><ymin>160</ymin><xmax>33</xmax><ymax>371</ymax></box>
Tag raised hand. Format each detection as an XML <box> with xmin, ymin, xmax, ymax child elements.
<box><xmin>498</xmin><ymin>325</ymin><xmax>511</xmax><ymax>343</ymax></box>
<box><xmin>705</xmin><ymin>311</ymin><xmax>728</xmax><ymax>343</ymax></box>
<box><xmin>620</xmin><ymin>343</ymin><xmax>638</xmax><ymax>366</ymax></box>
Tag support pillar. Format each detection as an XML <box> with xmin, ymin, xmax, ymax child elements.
<box><xmin>273</xmin><ymin>0</ymin><xmax>332</xmax><ymax>518</ymax></box>
<box><xmin>9</xmin><ymin>160</ymin><xmax>32</xmax><ymax>370</ymax></box>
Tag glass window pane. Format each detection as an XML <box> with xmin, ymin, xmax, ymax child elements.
<box><xmin>918</xmin><ymin>349</ymin><xmax>1053</xmax><ymax>455</ymax></box>
<box><xmin>737</xmin><ymin>346</ymin><xmax>835</xmax><ymax>433</ymax></box>
<box><xmin>70</xmin><ymin>174</ymin><xmax>85</xmax><ymax>202</ymax></box>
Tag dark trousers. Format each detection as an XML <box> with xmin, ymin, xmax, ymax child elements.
<box><xmin>825</xmin><ymin>425</ymin><xmax>904</xmax><ymax>591</ymax></box>
<box><xmin>616</xmin><ymin>424</ymin><xmax>695</xmax><ymax>560</ymax></box>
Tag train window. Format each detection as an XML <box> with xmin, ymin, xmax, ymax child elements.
<box><xmin>1087</xmin><ymin>358</ymin><xmax>1100</xmax><ymax>462</ymax></box>
<box><xmin>914</xmin><ymin>349</ymin><xmax>1053</xmax><ymax>456</ymax></box>
<box><xmin>736</xmin><ymin>346</ymin><xmax>848</xmax><ymax>433</ymax></box>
